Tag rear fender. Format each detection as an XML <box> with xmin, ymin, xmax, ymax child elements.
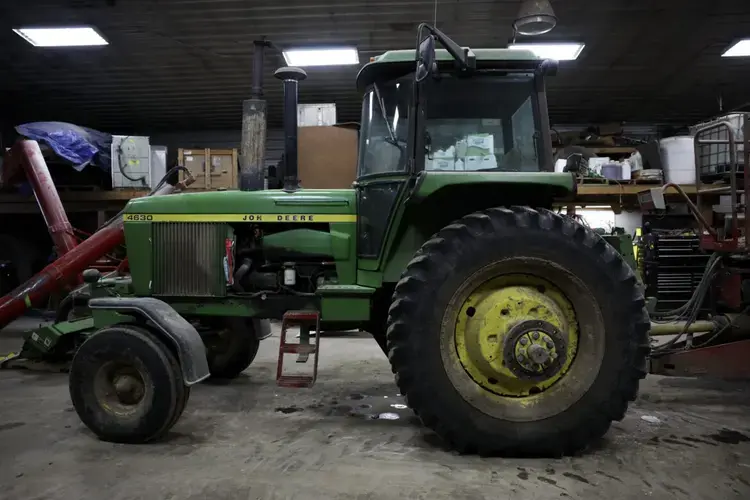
<box><xmin>380</xmin><ymin>171</ymin><xmax>576</xmax><ymax>282</ymax></box>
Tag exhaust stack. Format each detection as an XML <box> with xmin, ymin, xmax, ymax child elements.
<box><xmin>274</xmin><ymin>66</ymin><xmax>307</xmax><ymax>192</ymax></box>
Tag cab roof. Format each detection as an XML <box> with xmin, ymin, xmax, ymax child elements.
<box><xmin>356</xmin><ymin>47</ymin><xmax>543</xmax><ymax>91</ymax></box>
<box><xmin>373</xmin><ymin>47</ymin><xmax>538</xmax><ymax>63</ymax></box>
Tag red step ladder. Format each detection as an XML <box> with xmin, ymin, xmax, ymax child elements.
<box><xmin>276</xmin><ymin>310</ymin><xmax>321</xmax><ymax>388</ymax></box>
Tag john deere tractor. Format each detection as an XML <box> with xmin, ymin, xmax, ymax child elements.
<box><xmin>59</xmin><ymin>25</ymin><xmax>649</xmax><ymax>456</ymax></box>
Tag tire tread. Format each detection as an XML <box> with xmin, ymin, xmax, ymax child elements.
<box><xmin>386</xmin><ymin>206</ymin><xmax>650</xmax><ymax>456</ymax></box>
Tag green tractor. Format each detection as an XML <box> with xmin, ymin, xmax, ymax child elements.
<box><xmin>58</xmin><ymin>25</ymin><xmax>649</xmax><ymax>455</ymax></box>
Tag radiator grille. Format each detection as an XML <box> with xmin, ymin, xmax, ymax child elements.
<box><xmin>152</xmin><ymin>222</ymin><xmax>227</xmax><ymax>297</ymax></box>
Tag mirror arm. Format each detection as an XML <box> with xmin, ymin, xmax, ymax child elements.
<box><xmin>420</xmin><ymin>24</ymin><xmax>475</xmax><ymax>70</ymax></box>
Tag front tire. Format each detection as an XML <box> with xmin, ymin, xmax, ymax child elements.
<box><xmin>200</xmin><ymin>318</ymin><xmax>262</xmax><ymax>379</ymax></box>
<box><xmin>387</xmin><ymin>207</ymin><xmax>649</xmax><ymax>456</ymax></box>
<box><xmin>69</xmin><ymin>325</ymin><xmax>188</xmax><ymax>443</ymax></box>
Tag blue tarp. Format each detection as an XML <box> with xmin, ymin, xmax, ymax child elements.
<box><xmin>15</xmin><ymin>122</ymin><xmax>112</xmax><ymax>172</ymax></box>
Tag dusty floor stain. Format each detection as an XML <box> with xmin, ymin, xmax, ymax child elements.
<box><xmin>563</xmin><ymin>472</ymin><xmax>590</xmax><ymax>484</ymax></box>
<box><xmin>708</xmin><ymin>429</ymin><xmax>750</xmax><ymax>444</ymax></box>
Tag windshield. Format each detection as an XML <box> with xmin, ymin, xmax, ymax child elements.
<box><xmin>357</xmin><ymin>80</ymin><xmax>411</xmax><ymax>176</ymax></box>
<box><xmin>423</xmin><ymin>75</ymin><xmax>542</xmax><ymax>172</ymax></box>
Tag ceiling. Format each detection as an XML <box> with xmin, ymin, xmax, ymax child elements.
<box><xmin>1</xmin><ymin>0</ymin><xmax>749</xmax><ymax>134</ymax></box>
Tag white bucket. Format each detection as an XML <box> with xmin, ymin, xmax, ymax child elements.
<box><xmin>659</xmin><ymin>136</ymin><xmax>696</xmax><ymax>185</ymax></box>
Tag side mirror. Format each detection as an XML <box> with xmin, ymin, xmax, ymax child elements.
<box><xmin>416</xmin><ymin>35</ymin><xmax>436</xmax><ymax>82</ymax></box>
<box><xmin>563</xmin><ymin>153</ymin><xmax>585</xmax><ymax>173</ymax></box>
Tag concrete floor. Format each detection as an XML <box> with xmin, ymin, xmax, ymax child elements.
<box><xmin>1</xmin><ymin>318</ymin><xmax>750</xmax><ymax>500</ymax></box>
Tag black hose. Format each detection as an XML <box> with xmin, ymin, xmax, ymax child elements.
<box><xmin>55</xmin><ymin>289</ymin><xmax>89</xmax><ymax>323</ymax></box>
<box><xmin>651</xmin><ymin>254</ymin><xmax>722</xmax><ymax>319</ymax></box>
<box><xmin>99</xmin><ymin>165</ymin><xmax>192</xmax><ymax>231</ymax></box>
<box><xmin>232</xmin><ymin>258</ymin><xmax>252</xmax><ymax>293</ymax></box>
<box><xmin>652</xmin><ymin>307</ymin><xmax>748</xmax><ymax>357</ymax></box>
<box><xmin>649</xmin><ymin>253</ymin><xmax>725</xmax><ymax>354</ymax></box>
<box><xmin>651</xmin><ymin>271</ymin><xmax>718</xmax><ymax>353</ymax></box>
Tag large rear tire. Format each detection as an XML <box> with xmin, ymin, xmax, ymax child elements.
<box><xmin>387</xmin><ymin>207</ymin><xmax>650</xmax><ymax>456</ymax></box>
<box><xmin>69</xmin><ymin>325</ymin><xmax>188</xmax><ymax>443</ymax></box>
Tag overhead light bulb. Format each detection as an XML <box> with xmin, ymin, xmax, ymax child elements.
<box><xmin>513</xmin><ymin>0</ymin><xmax>557</xmax><ymax>37</ymax></box>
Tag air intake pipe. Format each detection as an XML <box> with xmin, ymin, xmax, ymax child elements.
<box><xmin>274</xmin><ymin>66</ymin><xmax>307</xmax><ymax>192</ymax></box>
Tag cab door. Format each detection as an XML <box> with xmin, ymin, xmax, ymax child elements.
<box><xmin>355</xmin><ymin>79</ymin><xmax>417</xmax><ymax>269</ymax></box>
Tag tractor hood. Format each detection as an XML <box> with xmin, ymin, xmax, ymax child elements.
<box><xmin>124</xmin><ymin>189</ymin><xmax>357</xmax><ymax>223</ymax></box>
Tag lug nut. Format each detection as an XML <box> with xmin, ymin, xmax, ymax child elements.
<box><xmin>518</xmin><ymin>354</ymin><xmax>526</xmax><ymax>363</ymax></box>
<box><xmin>546</xmin><ymin>340</ymin><xmax>554</xmax><ymax>349</ymax></box>
<box><xmin>532</xmin><ymin>332</ymin><xmax>540</xmax><ymax>340</ymax></box>
<box><xmin>520</xmin><ymin>337</ymin><xmax>528</xmax><ymax>346</ymax></box>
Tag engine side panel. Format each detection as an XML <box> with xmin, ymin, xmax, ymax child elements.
<box><xmin>123</xmin><ymin>189</ymin><xmax>358</xmax><ymax>297</ymax></box>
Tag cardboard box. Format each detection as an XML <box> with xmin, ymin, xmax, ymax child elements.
<box><xmin>433</xmin><ymin>159</ymin><xmax>455</xmax><ymax>170</ymax></box>
<box><xmin>466</xmin><ymin>134</ymin><xmax>494</xmax><ymax>156</ymax></box>
<box><xmin>465</xmin><ymin>156</ymin><xmax>482</xmax><ymax>171</ymax></box>
<box><xmin>297</xmin><ymin>126</ymin><xmax>357</xmax><ymax>189</ymax></box>
<box><xmin>481</xmin><ymin>155</ymin><xmax>497</xmax><ymax>169</ymax></box>
<box><xmin>178</xmin><ymin>148</ymin><xmax>238</xmax><ymax>190</ymax></box>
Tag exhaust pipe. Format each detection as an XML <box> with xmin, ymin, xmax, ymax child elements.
<box><xmin>274</xmin><ymin>66</ymin><xmax>307</xmax><ymax>192</ymax></box>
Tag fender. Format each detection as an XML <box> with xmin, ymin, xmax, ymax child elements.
<box><xmin>379</xmin><ymin>171</ymin><xmax>577</xmax><ymax>282</ymax></box>
<box><xmin>88</xmin><ymin>297</ymin><xmax>210</xmax><ymax>385</ymax></box>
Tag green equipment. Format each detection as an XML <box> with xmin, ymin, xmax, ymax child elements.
<box><xmin>47</xmin><ymin>24</ymin><xmax>650</xmax><ymax>455</ymax></box>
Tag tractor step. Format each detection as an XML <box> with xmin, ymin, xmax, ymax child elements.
<box><xmin>276</xmin><ymin>310</ymin><xmax>321</xmax><ymax>388</ymax></box>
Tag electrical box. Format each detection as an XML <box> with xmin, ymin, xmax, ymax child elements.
<box><xmin>111</xmin><ymin>135</ymin><xmax>152</xmax><ymax>189</ymax></box>
<box><xmin>298</xmin><ymin>103</ymin><xmax>337</xmax><ymax>127</ymax></box>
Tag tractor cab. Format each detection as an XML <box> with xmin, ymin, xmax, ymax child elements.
<box><xmin>355</xmin><ymin>29</ymin><xmax>556</xmax><ymax>178</ymax></box>
<box><xmin>353</xmin><ymin>25</ymin><xmax>563</xmax><ymax>259</ymax></box>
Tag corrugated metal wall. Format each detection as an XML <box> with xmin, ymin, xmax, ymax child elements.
<box><xmin>149</xmin><ymin>128</ymin><xmax>284</xmax><ymax>170</ymax></box>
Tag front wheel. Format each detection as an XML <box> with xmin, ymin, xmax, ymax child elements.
<box><xmin>69</xmin><ymin>325</ymin><xmax>188</xmax><ymax>443</ymax></box>
<box><xmin>198</xmin><ymin>317</ymin><xmax>262</xmax><ymax>379</ymax></box>
<box><xmin>387</xmin><ymin>207</ymin><xmax>650</xmax><ymax>456</ymax></box>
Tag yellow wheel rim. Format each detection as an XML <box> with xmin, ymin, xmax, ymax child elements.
<box><xmin>454</xmin><ymin>274</ymin><xmax>579</xmax><ymax>398</ymax></box>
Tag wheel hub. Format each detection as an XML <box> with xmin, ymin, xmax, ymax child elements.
<box><xmin>94</xmin><ymin>361</ymin><xmax>148</xmax><ymax>414</ymax></box>
<box><xmin>113</xmin><ymin>374</ymin><xmax>145</xmax><ymax>405</ymax></box>
<box><xmin>453</xmin><ymin>274</ymin><xmax>579</xmax><ymax>398</ymax></box>
<box><xmin>503</xmin><ymin>320</ymin><xmax>567</xmax><ymax>381</ymax></box>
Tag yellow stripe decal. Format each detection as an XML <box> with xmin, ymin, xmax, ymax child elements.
<box><xmin>123</xmin><ymin>213</ymin><xmax>357</xmax><ymax>223</ymax></box>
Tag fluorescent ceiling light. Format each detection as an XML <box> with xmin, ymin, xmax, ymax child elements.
<box><xmin>723</xmin><ymin>39</ymin><xmax>750</xmax><ymax>57</ymax></box>
<box><xmin>283</xmin><ymin>47</ymin><xmax>359</xmax><ymax>67</ymax></box>
<box><xmin>13</xmin><ymin>27</ymin><xmax>108</xmax><ymax>47</ymax></box>
<box><xmin>509</xmin><ymin>42</ymin><xmax>584</xmax><ymax>61</ymax></box>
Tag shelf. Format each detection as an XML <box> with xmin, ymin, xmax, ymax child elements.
<box><xmin>588</xmin><ymin>147</ymin><xmax>637</xmax><ymax>155</ymax></box>
<box><xmin>552</xmin><ymin>146</ymin><xmax>637</xmax><ymax>155</ymax></box>
<box><xmin>576</xmin><ymin>183</ymin><xmax>699</xmax><ymax>197</ymax></box>
<box><xmin>0</xmin><ymin>183</ymin><xmax>722</xmax><ymax>214</ymax></box>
